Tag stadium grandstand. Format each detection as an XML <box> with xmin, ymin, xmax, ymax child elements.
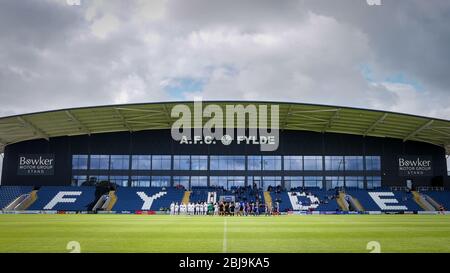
<box><xmin>0</xmin><ymin>101</ymin><xmax>449</xmax><ymax>214</ymax></box>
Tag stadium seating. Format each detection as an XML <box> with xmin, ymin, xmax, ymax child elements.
<box><xmin>189</xmin><ymin>187</ymin><xmax>211</xmax><ymax>203</ymax></box>
<box><xmin>113</xmin><ymin>187</ymin><xmax>184</xmax><ymax>211</ymax></box>
<box><xmin>345</xmin><ymin>189</ymin><xmax>422</xmax><ymax>211</ymax></box>
<box><xmin>3</xmin><ymin>183</ymin><xmax>449</xmax><ymax>213</ymax></box>
<box><xmin>422</xmin><ymin>191</ymin><xmax>450</xmax><ymax>210</ymax></box>
<box><xmin>0</xmin><ymin>186</ymin><xmax>33</xmax><ymax>209</ymax></box>
<box><xmin>27</xmin><ymin>186</ymin><xmax>96</xmax><ymax>211</ymax></box>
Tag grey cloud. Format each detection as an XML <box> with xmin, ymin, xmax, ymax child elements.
<box><xmin>0</xmin><ymin>0</ymin><xmax>449</xmax><ymax>121</ymax></box>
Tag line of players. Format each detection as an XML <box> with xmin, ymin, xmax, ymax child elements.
<box><xmin>169</xmin><ymin>201</ymin><xmax>280</xmax><ymax>216</ymax></box>
<box><xmin>169</xmin><ymin>202</ymin><xmax>209</xmax><ymax>215</ymax></box>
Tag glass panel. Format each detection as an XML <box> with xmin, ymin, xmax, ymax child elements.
<box><xmin>247</xmin><ymin>176</ymin><xmax>262</xmax><ymax>188</ymax></box>
<box><xmin>72</xmin><ymin>175</ymin><xmax>88</xmax><ymax>186</ymax></box>
<box><xmin>88</xmin><ymin>175</ymin><xmax>109</xmax><ymax>183</ymax></box>
<box><xmin>110</xmin><ymin>176</ymin><xmax>129</xmax><ymax>187</ymax></box>
<box><xmin>131</xmin><ymin>155</ymin><xmax>151</xmax><ymax>170</ymax></box>
<box><xmin>367</xmin><ymin>176</ymin><xmax>381</xmax><ymax>189</ymax></box>
<box><xmin>151</xmin><ymin>176</ymin><xmax>170</xmax><ymax>187</ymax></box>
<box><xmin>262</xmin><ymin>176</ymin><xmax>282</xmax><ymax>190</ymax></box>
<box><xmin>173</xmin><ymin>155</ymin><xmax>190</xmax><ymax>170</ymax></box>
<box><xmin>326</xmin><ymin>176</ymin><xmax>345</xmax><ymax>188</ymax></box>
<box><xmin>247</xmin><ymin>156</ymin><xmax>262</xmax><ymax>171</ymax></box>
<box><xmin>345</xmin><ymin>176</ymin><xmax>364</xmax><ymax>188</ymax></box>
<box><xmin>304</xmin><ymin>176</ymin><xmax>323</xmax><ymax>188</ymax></box>
<box><xmin>190</xmin><ymin>176</ymin><xmax>208</xmax><ymax>187</ymax></box>
<box><xmin>152</xmin><ymin>155</ymin><xmax>171</xmax><ymax>170</ymax></box>
<box><xmin>325</xmin><ymin>156</ymin><xmax>345</xmax><ymax>171</ymax></box>
<box><xmin>90</xmin><ymin>155</ymin><xmax>110</xmax><ymax>170</ymax></box>
<box><xmin>304</xmin><ymin>156</ymin><xmax>323</xmax><ymax>170</ymax></box>
<box><xmin>345</xmin><ymin>156</ymin><xmax>364</xmax><ymax>171</ymax></box>
<box><xmin>191</xmin><ymin>155</ymin><xmax>208</xmax><ymax>170</ymax></box>
<box><xmin>284</xmin><ymin>156</ymin><xmax>303</xmax><ymax>171</ymax></box>
<box><xmin>366</xmin><ymin>156</ymin><xmax>381</xmax><ymax>171</ymax></box>
<box><xmin>72</xmin><ymin>155</ymin><xmax>88</xmax><ymax>170</ymax></box>
<box><xmin>131</xmin><ymin>176</ymin><xmax>151</xmax><ymax>187</ymax></box>
<box><xmin>210</xmin><ymin>176</ymin><xmax>245</xmax><ymax>190</ymax></box>
<box><xmin>173</xmin><ymin>176</ymin><xmax>189</xmax><ymax>189</ymax></box>
<box><xmin>110</xmin><ymin>155</ymin><xmax>130</xmax><ymax>170</ymax></box>
<box><xmin>262</xmin><ymin>156</ymin><xmax>282</xmax><ymax>170</ymax></box>
<box><xmin>284</xmin><ymin>176</ymin><xmax>303</xmax><ymax>189</ymax></box>
<box><xmin>210</xmin><ymin>156</ymin><xmax>245</xmax><ymax>170</ymax></box>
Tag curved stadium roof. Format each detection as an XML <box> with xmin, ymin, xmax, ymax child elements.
<box><xmin>0</xmin><ymin>101</ymin><xmax>449</xmax><ymax>154</ymax></box>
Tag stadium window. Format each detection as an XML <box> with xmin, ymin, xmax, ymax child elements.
<box><xmin>210</xmin><ymin>156</ymin><xmax>245</xmax><ymax>171</ymax></box>
<box><xmin>247</xmin><ymin>156</ymin><xmax>262</xmax><ymax>170</ymax></box>
<box><xmin>325</xmin><ymin>156</ymin><xmax>345</xmax><ymax>171</ymax></box>
<box><xmin>247</xmin><ymin>176</ymin><xmax>262</xmax><ymax>188</ymax></box>
<box><xmin>173</xmin><ymin>155</ymin><xmax>191</xmax><ymax>170</ymax></box>
<box><xmin>191</xmin><ymin>155</ymin><xmax>208</xmax><ymax>170</ymax></box>
<box><xmin>173</xmin><ymin>176</ymin><xmax>189</xmax><ymax>189</ymax></box>
<box><xmin>151</xmin><ymin>176</ymin><xmax>170</xmax><ymax>187</ymax></box>
<box><xmin>110</xmin><ymin>176</ymin><xmax>129</xmax><ymax>187</ymax></box>
<box><xmin>190</xmin><ymin>176</ymin><xmax>208</xmax><ymax>187</ymax></box>
<box><xmin>72</xmin><ymin>175</ymin><xmax>87</xmax><ymax>186</ymax></box>
<box><xmin>72</xmin><ymin>155</ymin><xmax>88</xmax><ymax>170</ymax></box>
<box><xmin>366</xmin><ymin>176</ymin><xmax>381</xmax><ymax>189</ymax></box>
<box><xmin>344</xmin><ymin>156</ymin><xmax>364</xmax><ymax>171</ymax></box>
<box><xmin>152</xmin><ymin>155</ymin><xmax>171</xmax><ymax>170</ymax></box>
<box><xmin>88</xmin><ymin>175</ymin><xmax>109</xmax><ymax>184</ymax></box>
<box><xmin>262</xmin><ymin>176</ymin><xmax>282</xmax><ymax>190</ymax></box>
<box><xmin>284</xmin><ymin>156</ymin><xmax>303</xmax><ymax>171</ymax></box>
<box><xmin>110</xmin><ymin>155</ymin><xmax>130</xmax><ymax>170</ymax></box>
<box><xmin>345</xmin><ymin>176</ymin><xmax>364</xmax><ymax>188</ymax></box>
<box><xmin>90</xmin><ymin>155</ymin><xmax>110</xmax><ymax>170</ymax></box>
<box><xmin>304</xmin><ymin>156</ymin><xmax>323</xmax><ymax>171</ymax></box>
<box><xmin>210</xmin><ymin>176</ymin><xmax>245</xmax><ymax>190</ymax></box>
<box><xmin>131</xmin><ymin>176</ymin><xmax>151</xmax><ymax>187</ymax></box>
<box><xmin>131</xmin><ymin>155</ymin><xmax>151</xmax><ymax>170</ymax></box>
<box><xmin>326</xmin><ymin>176</ymin><xmax>345</xmax><ymax>188</ymax></box>
<box><xmin>366</xmin><ymin>156</ymin><xmax>381</xmax><ymax>171</ymax></box>
<box><xmin>284</xmin><ymin>176</ymin><xmax>303</xmax><ymax>189</ymax></box>
<box><xmin>262</xmin><ymin>156</ymin><xmax>282</xmax><ymax>170</ymax></box>
<box><xmin>304</xmin><ymin>176</ymin><xmax>323</xmax><ymax>189</ymax></box>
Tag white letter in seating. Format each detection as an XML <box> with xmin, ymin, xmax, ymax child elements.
<box><xmin>44</xmin><ymin>191</ymin><xmax>82</xmax><ymax>210</ymax></box>
<box><xmin>137</xmin><ymin>192</ymin><xmax>167</xmax><ymax>210</ymax></box>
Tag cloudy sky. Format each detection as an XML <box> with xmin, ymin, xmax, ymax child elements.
<box><xmin>0</xmin><ymin>0</ymin><xmax>450</xmax><ymax>119</ymax></box>
<box><xmin>1</xmin><ymin>0</ymin><xmax>450</xmax><ymax>177</ymax></box>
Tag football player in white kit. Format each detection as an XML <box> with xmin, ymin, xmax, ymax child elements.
<box><xmin>194</xmin><ymin>202</ymin><xmax>199</xmax><ymax>215</ymax></box>
<box><xmin>189</xmin><ymin>202</ymin><xmax>194</xmax><ymax>215</ymax></box>
<box><xmin>203</xmin><ymin>202</ymin><xmax>208</xmax><ymax>215</ymax></box>
<box><xmin>175</xmin><ymin>202</ymin><xmax>179</xmax><ymax>215</ymax></box>
<box><xmin>180</xmin><ymin>203</ymin><xmax>186</xmax><ymax>215</ymax></box>
<box><xmin>198</xmin><ymin>203</ymin><xmax>203</xmax><ymax>215</ymax></box>
<box><xmin>170</xmin><ymin>202</ymin><xmax>175</xmax><ymax>215</ymax></box>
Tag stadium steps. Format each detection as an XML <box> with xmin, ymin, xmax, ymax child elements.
<box><xmin>264</xmin><ymin>191</ymin><xmax>272</xmax><ymax>206</ymax></box>
<box><xmin>92</xmin><ymin>191</ymin><xmax>117</xmax><ymax>211</ymax></box>
<box><xmin>105</xmin><ymin>191</ymin><xmax>117</xmax><ymax>211</ymax></box>
<box><xmin>182</xmin><ymin>191</ymin><xmax>191</xmax><ymax>205</ymax></box>
<box><xmin>337</xmin><ymin>192</ymin><xmax>349</xmax><ymax>211</ymax></box>
<box><xmin>348</xmin><ymin>196</ymin><xmax>365</xmax><ymax>212</ymax></box>
<box><xmin>5</xmin><ymin>190</ymin><xmax>38</xmax><ymax>210</ymax></box>
<box><xmin>412</xmin><ymin>191</ymin><xmax>435</xmax><ymax>211</ymax></box>
<box><xmin>422</xmin><ymin>194</ymin><xmax>443</xmax><ymax>210</ymax></box>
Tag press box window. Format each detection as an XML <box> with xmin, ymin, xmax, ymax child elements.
<box><xmin>72</xmin><ymin>155</ymin><xmax>88</xmax><ymax>170</ymax></box>
<box><xmin>132</xmin><ymin>155</ymin><xmax>151</xmax><ymax>170</ymax></box>
<box><xmin>110</xmin><ymin>155</ymin><xmax>130</xmax><ymax>170</ymax></box>
<box><xmin>90</xmin><ymin>155</ymin><xmax>110</xmax><ymax>170</ymax></box>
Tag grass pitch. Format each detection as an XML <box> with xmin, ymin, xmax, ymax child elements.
<box><xmin>0</xmin><ymin>214</ymin><xmax>449</xmax><ymax>253</ymax></box>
